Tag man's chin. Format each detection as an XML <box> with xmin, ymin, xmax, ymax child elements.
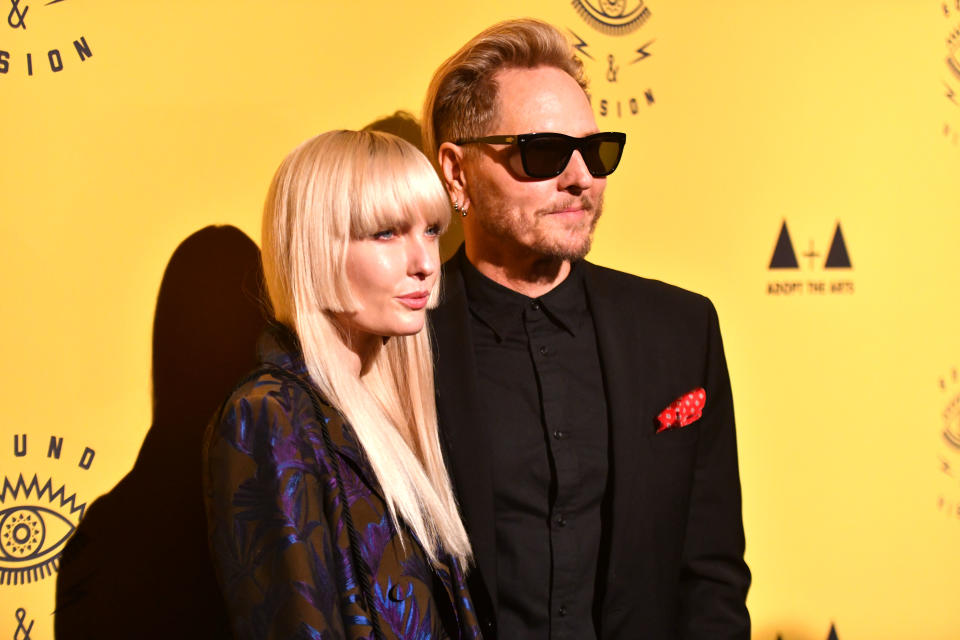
<box><xmin>535</xmin><ymin>235</ymin><xmax>593</xmax><ymax>262</ymax></box>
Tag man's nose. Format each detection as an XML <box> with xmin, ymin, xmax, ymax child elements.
<box><xmin>557</xmin><ymin>150</ymin><xmax>595</xmax><ymax>192</ymax></box>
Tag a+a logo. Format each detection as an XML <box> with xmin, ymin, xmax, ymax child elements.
<box><xmin>765</xmin><ymin>221</ymin><xmax>854</xmax><ymax>296</ymax></box>
<box><xmin>1</xmin><ymin>0</ymin><xmax>93</xmax><ymax>77</ymax></box>
<box><xmin>769</xmin><ymin>220</ymin><xmax>852</xmax><ymax>270</ymax></box>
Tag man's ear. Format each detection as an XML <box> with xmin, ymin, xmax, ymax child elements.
<box><xmin>438</xmin><ymin>141</ymin><xmax>471</xmax><ymax>211</ymax></box>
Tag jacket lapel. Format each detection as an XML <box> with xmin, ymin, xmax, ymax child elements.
<box><xmin>583</xmin><ymin>263</ymin><xmax>652</xmax><ymax>620</ymax></box>
<box><xmin>430</xmin><ymin>250</ymin><xmax>499</xmax><ymax>619</ymax></box>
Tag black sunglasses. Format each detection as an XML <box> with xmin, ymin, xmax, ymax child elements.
<box><xmin>454</xmin><ymin>131</ymin><xmax>626</xmax><ymax>178</ymax></box>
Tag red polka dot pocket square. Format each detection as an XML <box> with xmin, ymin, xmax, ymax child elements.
<box><xmin>656</xmin><ymin>388</ymin><xmax>706</xmax><ymax>433</ymax></box>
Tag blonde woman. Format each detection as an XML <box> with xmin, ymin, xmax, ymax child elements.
<box><xmin>203</xmin><ymin>130</ymin><xmax>479</xmax><ymax>640</ymax></box>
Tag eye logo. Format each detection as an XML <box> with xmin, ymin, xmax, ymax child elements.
<box><xmin>937</xmin><ymin>367</ymin><xmax>960</xmax><ymax>522</ymax></box>
<box><xmin>572</xmin><ymin>0</ymin><xmax>651</xmax><ymax>35</ymax></box>
<box><xmin>941</xmin><ymin>0</ymin><xmax>960</xmax><ymax>147</ymax></box>
<box><xmin>1</xmin><ymin>506</ymin><xmax>74</xmax><ymax>559</ymax></box>
<box><xmin>566</xmin><ymin>0</ymin><xmax>656</xmax><ymax>120</ymax></box>
<box><xmin>941</xmin><ymin>368</ymin><xmax>960</xmax><ymax>450</ymax></box>
<box><xmin>946</xmin><ymin>402</ymin><xmax>960</xmax><ymax>449</ymax></box>
<box><xmin>0</xmin><ymin>474</ymin><xmax>85</xmax><ymax>585</ymax></box>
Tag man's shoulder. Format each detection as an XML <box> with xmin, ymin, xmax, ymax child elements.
<box><xmin>582</xmin><ymin>260</ymin><xmax>713</xmax><ymax>315</ymax></box>
<box><xmin>436</xmin><ymin>251</ymin><xmax>715</xmax><ymax>318</ymax></box>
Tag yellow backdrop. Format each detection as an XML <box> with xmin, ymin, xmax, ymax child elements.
<box><xmin>2</xmin><ymin>1</ymin><xmax>958</xmax><ymax>638</ymax></box>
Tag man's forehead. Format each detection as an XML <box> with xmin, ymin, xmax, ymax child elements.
<box><xmin>490</xmin><ymin>66</ymin><xmax>598</xmax><ymax>136</ymax></box>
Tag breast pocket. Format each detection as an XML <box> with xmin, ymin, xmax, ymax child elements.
<box><xmin>646</xmin><ymin>420</ymin><xmax>701</xmax><ymax>448</ymax></box>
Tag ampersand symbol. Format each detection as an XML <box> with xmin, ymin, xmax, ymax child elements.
<box><xmin>7</xmin><ymin>0</ymin><xmax>28</xmax><ymax>30</ymax></box>
<box><xmin>606</xmin><ymin>54</ymin><xmax>619</xmax><ymax>83</ymax></box>
<box><xmin>14</xmin><ymin>608</ymin><xmax>34</xmax><ymax>640</ymax></box>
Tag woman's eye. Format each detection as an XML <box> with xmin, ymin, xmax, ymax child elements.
<box><xmin>372</xmin><ymin>229</ymin><xmax>395</xmax><ymax>240</ymax></box>
<box><xmin>425</xmin><ymin>225</ymin><xmax>441</xmax><ymax>237</ymax></box>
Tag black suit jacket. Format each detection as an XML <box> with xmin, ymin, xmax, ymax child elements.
<box><xmin>430</xmin><ymin>249</ymin><xmax>750</xmax><ymax>639</ymax></box>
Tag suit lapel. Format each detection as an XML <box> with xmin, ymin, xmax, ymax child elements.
<box><xmin>430</xmin><ymin>250</ymin><xmax>499</xmax><ymax>617</ymax></box>
<box><xmin>583</xmin><ymin>263</ymin><xmax>652</xmax><ymax>619</ymax></box>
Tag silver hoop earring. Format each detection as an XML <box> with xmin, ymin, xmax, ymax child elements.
<box><xmin>453</xmin><ymin>201</ymin><xmax>468</xmax><ymax>217</ymax></box>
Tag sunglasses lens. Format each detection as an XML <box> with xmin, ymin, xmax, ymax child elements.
<box><xmin>522</xmin><ymin>136</ymin><xmax>573</xmax><ymax>178</ymax></box>
<box><xmin>518</xmin><ymin>133</ymin><xmax>625</xmax><ymax>178</ymax></box>
<box><xmin>583</xmin><ymin>137</ymin><xmax>624</xmax><ymax>177</ymax></box>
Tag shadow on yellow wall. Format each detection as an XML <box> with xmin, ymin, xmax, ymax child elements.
<box><xmin>54</xmin><ymin>226</ymin><xmax>267</xmax><ymax>639</ymax></box>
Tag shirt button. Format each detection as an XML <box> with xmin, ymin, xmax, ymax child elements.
<box><xmin>555</xmin><ymin>513</ymin><xmax>567</xmax><ymax>527</ymax></box>
<box><xmin>558</xmin><ymin>605</ymin><xmax>568</xmax><ymax>617</ymax></box>
<box><xmin>552</xmin><ymin>430</ymin><xmax>565</xmax><ymax>440</ymax></box>
<box><xmin>538</xmin><ymin>345</ymin><xmax>548</xmax><ymax>355</ymax></box>
<box><xmin>531</xmin><ymin>300</ymin><xmax>541</xmax><ymax>310</ymax></box>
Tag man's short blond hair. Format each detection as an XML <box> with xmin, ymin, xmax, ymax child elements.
<box><xmin>422</xmin><ymin>18</ymin><xmax>587</xmax><ymax>167</ymax></box>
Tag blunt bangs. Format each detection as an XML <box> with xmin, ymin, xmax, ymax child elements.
<box><xmin>349</xmin><ymin>135</ymin><xmax>451</xmax><ymax>240</ymax></box>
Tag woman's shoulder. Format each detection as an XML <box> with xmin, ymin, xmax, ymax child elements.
<box><xmin>226</xmin><ymin>365</ymin><xmax>316</xmax><ymax>417</ymax></box>
<box><xmin>209</xmin><ymin>367</ymin><xmax>325</xmax><ymax>463</ymax></box>
<box><xmin>213</xmin><ymin>365</ymin><xmax>369</xmax><ymax>471</ymax></box>
<box><xmin>226</xmin><ymin>365</ymin><xmax>322</xmax><ymax>414</ymax></box>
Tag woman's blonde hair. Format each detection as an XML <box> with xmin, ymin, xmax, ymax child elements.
<box><xmin>260</xmin><ymin>129</ymin><xmax>470</xmax><ymax>565</ymax></box>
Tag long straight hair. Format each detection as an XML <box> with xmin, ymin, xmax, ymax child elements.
<box><xmin>260</xmin><ymin>130</ymin><xmax>471</xmax><ymax>565</ymax></box>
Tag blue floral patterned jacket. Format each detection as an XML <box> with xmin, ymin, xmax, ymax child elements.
<box><xmin>203</xmin><ymin>327</ymin><xmax>482</xmax><ymax>640</ymax></box>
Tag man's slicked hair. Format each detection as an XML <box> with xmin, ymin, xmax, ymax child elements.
<box><xmin>422</xmin><ymin>18</ymin><xmax>587</xmax><ymax>167</ymax></box>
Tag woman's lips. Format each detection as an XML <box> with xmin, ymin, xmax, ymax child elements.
<box><xmin>397</xmin><ymin>292</ymin><xmax>429</xmax><ymax>310</ymax></box>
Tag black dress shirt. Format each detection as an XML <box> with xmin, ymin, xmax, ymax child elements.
<box><xmin>460</xmin><ymin>258</ymin><xmax>609</xmax><ymax>640</ymax></box>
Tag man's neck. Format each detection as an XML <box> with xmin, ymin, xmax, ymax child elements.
<box><xmin>464</xmin><ymin>244</ymin><xmax>572</xmax><ymax>298</ymax></box>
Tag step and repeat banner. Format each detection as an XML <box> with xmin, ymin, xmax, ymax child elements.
<box><xmin>2</xmin><ymin>1</ymin><xmax>958</xmax><ymax>638</ymax></box>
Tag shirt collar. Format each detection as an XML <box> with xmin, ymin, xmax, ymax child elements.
<box><xmin>458</xmin><ymin>252</ymin><xmax>587</xmax><ymax>340</ymax></box>
<box><xmin>256</xmin><ymin>322</ymin><xmax>308</xmax><ymax>376</ymax></box>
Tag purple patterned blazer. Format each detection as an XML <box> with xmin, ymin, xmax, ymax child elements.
<box><xmin>203</xmin><ymin>326</ymin><xmax>482</xmax><ymax>640</ymax></box>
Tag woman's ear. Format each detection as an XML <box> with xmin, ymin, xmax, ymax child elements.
<box><xmin>438</xmin><ymin>142</ymin><xmax>470</xmax><ymax>211</ymax></box>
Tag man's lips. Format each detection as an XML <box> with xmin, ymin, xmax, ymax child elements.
<box><xmin>546</xmin><ymin>206</ymin><xmax>590</xmax><ymax>220</ymax></box>
<box><xmin>396</xmin><ymin>292</ymin><xmax>429</xmax><ymax>310</ymax></box>
<box><xmin>546</xmin><ymin>200</ymin><xmax>592</xmax><ymax>217</ymax></box>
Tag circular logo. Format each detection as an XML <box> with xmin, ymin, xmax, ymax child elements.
<box><xmin>573</xmin><ymin>0</ymin><xmax>650</xmax><ymax>35</ymax></box>
<box><xmin>944</xmin><ymin>403</ymin><xmax>960</xmax><ymax>449</ymax></box>
<box><xmin>0</xmin><ymin>508</ymin><xmax>47</xmax><ymax>559</ymax></box>
<box><xmin>0</xmin><ymin>475</ymin><xmax>83</xmax><ymax>585</ymax></box>
<box><xmin>941</xmin><ymin>0</ymin><xmax>960</xmax><ymax>147</ymax></box>
<box><xmin>937</xmin><ymin>368</ymin><xmax>960</xmax><ymax>522</ymax></box>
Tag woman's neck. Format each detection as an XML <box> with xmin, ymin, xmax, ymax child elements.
<box><xmin>333</xmin><ymin>325</ymin><xmax>381</xmax><ymax>378</ymax></box>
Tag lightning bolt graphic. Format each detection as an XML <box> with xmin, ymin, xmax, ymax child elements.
<box><xmin>948</xmin><ymin>56</ymin><xmax>960</xmax><ymax>80</ymax></box>
<box><xmin>568</xmin><ymin>29</ymin><xmax>593</xmax><ymax>61</ymax></box>
<box><xmin>632</xmin><ymin>39</ymin><xmax>655</xmax><ymax>64</ymax></box>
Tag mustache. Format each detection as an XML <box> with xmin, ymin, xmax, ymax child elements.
<box><xmin>538</xmin><ymin>196</ymin><xmax>599</xmax><ymax>215</ymax></box>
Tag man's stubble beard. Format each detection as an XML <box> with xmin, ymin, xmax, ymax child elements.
<box><xmin>471</xmin><ymin>191</ymin><xmax>604</xmax><ymax>263</ymax></box>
